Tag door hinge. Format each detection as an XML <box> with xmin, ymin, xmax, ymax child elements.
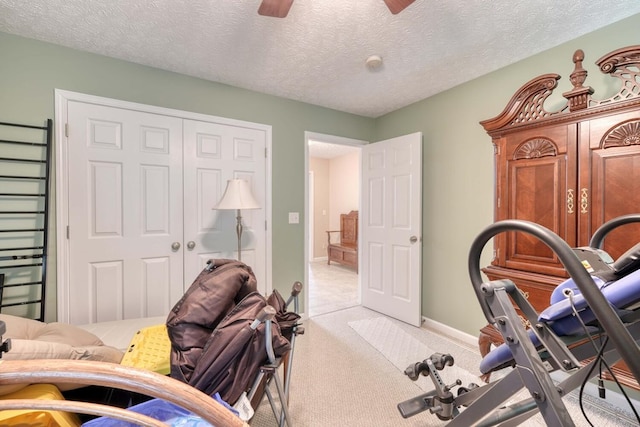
<box><xmin>265</xmin><ymin>147</ymin><xmax>268</xmax><ymax>158</ymax></box>
<box><xmin>65</xmin><ymin>123</ymin><xmax>69</xmax><ymax>137</ymax></box>
<box><xmin>66</xmin><ymin>225</ymin><xmax>70</xmax><ymax>239</ymax></box>
<box><xmin>265</xmin><ymin>220</ymin><xmax>267</xmax><ymax>231</ymax></box>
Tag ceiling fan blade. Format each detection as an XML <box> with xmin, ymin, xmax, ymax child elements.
<box><xmin>383</xmin><ymin>0</ymin><xmax>416</xmax><ymax>14</ymax></box>
<box><xmin>258</xmin><ymin>0</ymin><xmax>294</xmax><ymax>18</ymax></box>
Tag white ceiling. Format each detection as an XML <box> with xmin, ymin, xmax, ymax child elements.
<box><xmin>1</xmin><ymin>1</ymin><xmax>639</xmax><ymax>118</ymax></box>
<box><xmin>308</xmin><ymin>140</ymin><xmax>360</xmax><ymax>159</ymax></box>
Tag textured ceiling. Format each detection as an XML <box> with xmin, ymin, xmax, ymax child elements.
<box><xmin>308</xmin><ymin>139</ymin><xmax>359</xmax><ymax>159</ymax></box>
<box><xmin>1</xmin><ymin>1</ymin><xmax>640</xmax><ymax>117</ymax></box>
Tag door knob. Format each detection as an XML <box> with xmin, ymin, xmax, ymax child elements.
<box><xmin>410</xmin><ymin>236</ymin><xmax>418</xmax><ymax>243</ymax></box>
<box><xmin>187</xmin><ymin>241</ymin><xmax>196</xmax><ymax>250</ymax></box>
<box><xmin>171</xmin><ymin>242</ymin><xmax>181</xmax><ymax>251</ymax></box>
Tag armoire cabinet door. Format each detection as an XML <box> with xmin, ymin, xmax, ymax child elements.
<box><xmin>580</xmin><ymin>111</ymin><xmax>640</xmax><ymax>258</ymax></box>
<box><xmin>495</xmin><ymin>123</ymin><xmax>578</xmax><ymax>277</ymax></box>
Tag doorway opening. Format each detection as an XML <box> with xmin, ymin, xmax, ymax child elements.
<box><xmin>304</xmin><ymin>132</ymin><xmax>367</xmax><ymax>317</ymax></box>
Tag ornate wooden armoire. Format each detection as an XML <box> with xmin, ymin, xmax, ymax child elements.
<box><xmin>479</xmin><ymin>46</ymin><xmax>640</xmax><ymax>389</ymax></box>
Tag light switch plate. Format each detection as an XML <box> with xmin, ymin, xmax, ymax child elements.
<box><xmin>288</xmin><ymin>212</ymin><xmax>299</xmax><ymax>224</ymax></box>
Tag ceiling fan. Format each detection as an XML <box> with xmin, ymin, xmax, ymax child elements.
<box><xmin>258</xmin><ymin>0</ymin><xmax>416</xmax><ymax>18</ymax></box>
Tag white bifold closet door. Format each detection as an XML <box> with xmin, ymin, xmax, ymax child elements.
<box><xmin>62</xmin><ymin>99</ymin><xmax>267</xmax><ymax>325</ymax></box>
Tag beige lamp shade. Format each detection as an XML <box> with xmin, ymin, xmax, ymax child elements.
<box><xmin>214</xmin><ymin>179</ymin><xmax>260</xmax><ymax>210</ymax></box>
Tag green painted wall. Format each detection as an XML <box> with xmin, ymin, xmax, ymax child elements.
<box><xmin>1</xmin><ymin>12</ymin><xmax>639</xmax><ymax>334</ymax></box>
<box><xmin>0</xmin><ymin>31</ymin><xmax>374</xmax><ymax>320</ymax></box>
<box><xmin>374</xmin><ymin>13</ymin><xmax>640</xmax><ymax>335</ymax></box>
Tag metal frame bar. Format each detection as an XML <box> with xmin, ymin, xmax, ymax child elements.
<box><xmin>398</xmin><ymin>217</ymin><xmax>640</xmax><ymax>426</ymax></box>
<box><xmin>0</xmin><ymin>119</ymin><xmax>51</xmax><ymax>321</ymax></box>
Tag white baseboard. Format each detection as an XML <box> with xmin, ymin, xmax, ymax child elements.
<box><xmin>422</xmin><ymin>316</ymin><xmax>478</xmax><ymax>349</ymax></box>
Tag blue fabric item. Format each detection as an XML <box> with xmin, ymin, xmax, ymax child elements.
<box><xmin>548</xmin><ymin>275</ymin><xmax>607</xmax><ymax>305</ymax></box>
<box><xmin>479</xmin><ymin>329</ymin><xmax>541</xmax><ymax>374</ymax></box>
<box><xmin>83</xmin><ymin>394</ymin><xmax>238</xmax><ymax>427</ymax></box>
<box><xmin>540</xmin><ymin>269</ymin><xmax>640</xmax><ymax>336</ymax></box>
<box><xmin>211</xmin><ymin>392</ymin><xmax>239</xmax><ymax>416</ymax></box>
<box><xmin>479</xmin><ymin>268</ymin><xmax>640</xmax><ymax>374</ymax></box>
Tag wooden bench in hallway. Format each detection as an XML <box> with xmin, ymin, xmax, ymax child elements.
<box><xmin>326</xmin><ymin>210</ymin><xmax>358</xmax><ymax>272</ymax></box>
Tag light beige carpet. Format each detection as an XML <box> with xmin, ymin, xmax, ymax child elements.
<box><xmin>348</xmin><ymin>315</ymin><xmax>638</xmax><ymax>427</ymax></box>
<box><xmin>348</xmin><ymin>316</ymin><xmax>482</xmax><ymax>394</ymax></box>
<box><xmin>250</xmin><ymin>306</ymin><xmax>639</xmax><ymax>426</ymax></box>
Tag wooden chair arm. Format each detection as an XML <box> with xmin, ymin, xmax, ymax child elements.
<box><xmin>0</xmin><ymin>359</ymin><xmax>248</xmax><ymax>427</ymax></box>
<box><xmin>0</xmin><ymin>398</ymin><xmax>167</xmax><ymax>427</ymax></box>
<box><xmin>326</xmin><ymin>230</ymin><xmax>340</xmax><ymax>244</ymax></box>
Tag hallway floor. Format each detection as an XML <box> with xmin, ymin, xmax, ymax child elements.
<box><xmin>308</xmin><ymin>260</ymin><xmax>358</xmax><ymax>317</ymax></box>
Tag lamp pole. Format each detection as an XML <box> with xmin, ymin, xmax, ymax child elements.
<box><xmin>235</xmin><ymin>208</ymin><xmax>243</xmax><ymax>261</ymax></box>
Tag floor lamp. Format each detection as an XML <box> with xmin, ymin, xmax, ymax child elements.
<box><xmin>213</xmin><ymin>179</ymin><xmax>260</xmax><ymax>262</ymax></box>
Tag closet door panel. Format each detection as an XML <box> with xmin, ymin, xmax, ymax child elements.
<box><xmin>183</xmin><ymin>120</ymin><xmax>267</xmax><ymax>293</ymax></box>
<box><xmin>66</xmin><ymin>102</ymin><xmax>184</xmax><ymax>324</ymax></box>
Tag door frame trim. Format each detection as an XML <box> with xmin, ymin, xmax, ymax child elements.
<box><xmin>55</xmin><ymin>89</ymin><xmax>273</xmax><ymax>322</ymax></box>
<box><xmin>303</xmin><ymin>131</ymin><xmax>367</xmax><ymax>319</ymax></box>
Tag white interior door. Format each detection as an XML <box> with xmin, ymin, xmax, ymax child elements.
<box><xmin>361</xmin><ymin>132</ymin><xmax>422</xmax><ymax>326</ymax></box>
<box><xmin>66</xmin><ymin>101</ymin><xmax>184</xmax><ymax>324</ymax></box>
<box><xmin>183</xmin><ymin>120</ymin><xmax>267</xmax><ymax>292</ymax></box>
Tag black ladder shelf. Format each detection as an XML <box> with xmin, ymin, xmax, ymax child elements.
<box><xmin>0</xmin><ymin>119</ymin><xmax>52</xmax><ymax>321</ymax></box>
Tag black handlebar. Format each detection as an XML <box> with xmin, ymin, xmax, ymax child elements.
<box><xmin>589</xmin><ymin>213</ymin><xmax>640</xmax><ymax>249</ymax></box>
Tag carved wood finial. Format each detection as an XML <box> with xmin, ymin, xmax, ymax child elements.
<box><xmin>563</xmin><ymin>49</ymin><xmax>594</xmax><ymax>112</ymax></box>
<box><xmin>569</xmin><ymin>49</ymin><xmax>586</xmax><ymax>88</ymax></box>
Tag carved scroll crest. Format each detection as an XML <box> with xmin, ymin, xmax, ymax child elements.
<box><xmin>591</xmin><ymin>46</ymin><xmax>640</xmax><ymax>107</ymax></box>
<box><xmin>513</xmin><ymin>138</ymin><xmax>557</xmax><ymax>160</ymax></box>
<box><xmin>481</xmin><ymin>46</ymin><xmax>640</xmax><ymax>135</ymax></box>
<box><xmin>480</xmin><ymin>74</ymin><xmax>561</xmax><ymax>132</ymax></box>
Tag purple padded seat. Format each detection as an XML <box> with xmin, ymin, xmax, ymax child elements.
<box><xmin>479</xmin><ymin>269</ymin><xmax>640</xmax><ymax>375</ymax></box>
